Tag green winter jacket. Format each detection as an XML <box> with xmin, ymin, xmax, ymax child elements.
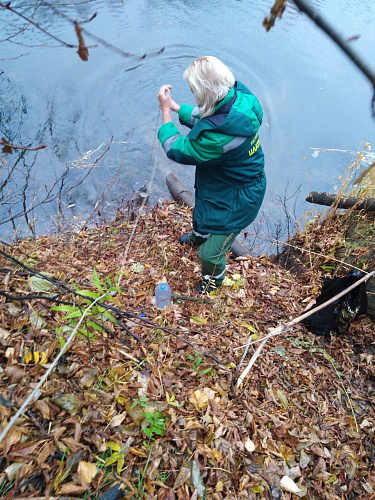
<box><xmin>158</xmin><ymin>81</ymin><xmax>266</xmax><ymax>234</ymax></box>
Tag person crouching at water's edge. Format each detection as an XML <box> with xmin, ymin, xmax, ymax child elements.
<box><xmin>157</xmin><ymin>56</ymin><xmax>266</xmax><ymax>294</ymax></box>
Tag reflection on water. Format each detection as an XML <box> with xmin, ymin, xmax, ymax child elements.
<box><xmin>0</xmin><ymin>0</ymin><xmax>374</xmax><ymax>251</ymax></box>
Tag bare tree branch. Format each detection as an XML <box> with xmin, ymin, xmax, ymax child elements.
<box><xmin>292</xmin><ymin>0</ymin><xmax>375</xmax><ymax>115</ymax></box>
<box><xmin>0</xmin><ymin>1</ymin><xmax>76</xmax><ymax>48</ymax></box>
<box><xmin>1</xmin><ymin>137</ymin><xmax>47</xmax><ymax>153</ymax></box>
<box><xmin>42</xmin><ymin>1</ymin><xmax>165</xmax><ymax>60</ymax></box>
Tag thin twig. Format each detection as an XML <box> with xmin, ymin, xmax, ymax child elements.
<box><xmin>1</xmin><ymin>138</ymin><xmax>47</xmax><ymax>152</ymax></box>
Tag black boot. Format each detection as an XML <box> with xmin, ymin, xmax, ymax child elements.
<box><xmin>196</xmin><ymin>280</ymin><xmax>218</xmax><ymax>294</ymax></box>
<box><xmin>179</xmin><ymin>233</ymin><xmax>191</xmax><ymax>245</ymax></box>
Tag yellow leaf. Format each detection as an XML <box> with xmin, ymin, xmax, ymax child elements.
<box><xmin>25</xmin><ymin>351</ymin><xmax>32</xmax><ymax>364</ymax></box>
<box><xmin>129</xmin><ymin>447</ymin><xmax>149</xmax><ymax>457</ymax></box>
<box><xmin>216</xmin><ymin>481</ymin><xmax>224</xmax><ymax>492</ymax></box>
<box><xmin>105</xmin><ymin>452</ymin><xmax>124</xmax><ymax>466</ymax></box>
<box><xmin>40</xmin><ymin>351</ymin><xmax>48</xmax><ymax>364</ymax></box>
<box><xmin>34</xmin><ymin>351</ymin><xmax>40</xmax><ymax>364</ymax></box>
<box><xmin>210</xmin><ymin>449</ymin><xmax>222</xmax><ymax>462</ymax></box>
<box><xmin>189</xmin><ymin>390</ymin><xmax>208</xmax><ymax>411</ymax></box>
<box><xmin>77</xmin><ymin>461</ymin><xmax>98</xmax><ymax>486</ymax></box>
<box><xmin>107</xmin><ymin>441</ymin><xmax>121</xmax><ymax>452</ymax></box>
<box><xmin>116</xmin><ymin>455</ymin><xmax>125</xmax><ymax>474</ymax></box>
<box><xmin>117</xmin><ymin>396</ymin><xmax>126</xmax><ymax>405</ymax></box>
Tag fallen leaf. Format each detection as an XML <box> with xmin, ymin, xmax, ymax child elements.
<box><xmin>52</xmin><ymin>393</ymin><xmax>80</xmax><ymax>415</ymax></box>
<box><xmin>245</xmin><ymin>438</ymin><xmax>256</xmax><ymax>453</ymax></box>
<box><xmin>9</xmin><ymin>441</ymin><xmax>41</xmax><ymax>457</ymax></box>
<box><xmin>29</xmin><ymin>274</ymin><xmax>53</xmax><ymax>292</ymax></box>
<box><xmin>2</xmin><ymin>428</ymin><xmax>22</xmax><ymax>454</ymax></box>
<box><xmin>78</xmin><ymin>460</ymin><xmax>98</xmax><ymax>486</ymax></box>
<box><xmin>299</xmin><ymin>449</ymin><xmax>310</xmax><ymax>469</ymax></box>
<box><xmin>5</xmin><ymin>462</ymin><xmax>24</xmax><ymax>481</ymax></box>
<box><xmin>59</xmin><ymin>481</ymin><xmax>88</xmax><ymax>495</ymax></box>
<box><xmin>280</xmin><ymin>475</ymin><xmax>302</xmax><ymax>494</ymax></box>
<box><xmin>35</xmin><ymin>400</ymin><xmax>51</xmax><ymax>420</ymax></box>
<box><xmin>5</xmin><ymin>365</ymin><xmax>24</xmax><ymax>383</ymax></box>
<box><xmin>190</xmin><ymin>390</ymin><xmax>208</xmax><ymax>411</ymax></box>
<box><xmin>37</xmin><ymin>440</ymin><xmax>55</xmax><ymax>467</ymax></box>
<box><xmin>110</xmin><ymin>413</ymin><xmax>126</xmax><ymax>427</ymax></box>
<box><xmin>173</xmin><ymin>467</ymin><xmax>190</xmax><ymax>489</ymax></box>
<box><xmin>276</xmin><ymin>388</ymin><xmax>289</xmax><ymax>408</ymax></box>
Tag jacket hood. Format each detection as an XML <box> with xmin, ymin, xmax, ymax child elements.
<box><xmin>188</xmin><ymin>81</ymin><xmax>263</xmax><ymax>140</ymax></box>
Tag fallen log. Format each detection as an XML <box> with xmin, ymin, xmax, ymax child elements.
<box><xmin>306</xmin><ymin>191</ymin><xmax>375</xmax><ymax>211</ymax></box>
<box><xmin>166</xmin><ymin>172</ymin><xmax>247</xmax><ymax>257</ymax></box>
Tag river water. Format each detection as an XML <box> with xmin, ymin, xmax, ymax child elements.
<box><xmin>1</xmin><ymin>0</ymin><xmax>374</xmax><ymax>251</ymax></box>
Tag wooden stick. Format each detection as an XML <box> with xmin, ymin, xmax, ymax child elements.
<box><xmin>234</xmin><ymin>270</ymin><xmax>375</xmax><ymax>390</ymax></box>
<box><xmin>306</xmin><ymin>191</ymin><xmax>375</xmax><ymax>211</ymax></box>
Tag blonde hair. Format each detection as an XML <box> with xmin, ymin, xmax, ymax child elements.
<box><xmin>183</xmin><ymin>56</ymin><xmax>235</xmax><ymax>119</ymax></box>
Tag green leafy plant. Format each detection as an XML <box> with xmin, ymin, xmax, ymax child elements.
<box><xmin>131</xmin><ymin>396</ymin><xmax>150</xmax><ymax>409</ymax></box>
<box><xmin>141</xmin><ymin>409</ymin><xmax>166</xmax><ymax>439</ymax></box>
<box><xmin>51</xmin><ymin>269</ymin><xmax>119</xmax><ymax>346</ymax></box>
<box><xmin>187</xmin><ymin>352</ymin><xmax>212</xmax><ymax>375</ymax></box>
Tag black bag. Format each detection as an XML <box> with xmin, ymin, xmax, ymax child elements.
<box><xmin>302</xmin><ymin>270</ymin><xmax>368</xmax><ymax>336</ymax></box>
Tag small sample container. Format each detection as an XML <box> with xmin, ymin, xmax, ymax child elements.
<box><xmin>155</xmin><ymin>282</ymin><xmax>172</xmax><ymax>310</ymax></box>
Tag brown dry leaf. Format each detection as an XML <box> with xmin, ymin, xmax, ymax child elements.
<box><xmin>263</xmin><ymin>0</ymin><xmax>287</xmax><ymax>31</ymax></box>
<box><xmin>5</xmin><ymin>364</ymin><xmax>25</xmax><ymax>383</ymax></box>
<box><xmin>35</xmin><ymin>400</ymin><xmax>51</xmax><ymax>420</ymax></box>
<box><xmin>109</xmin><ymin>413</ymin><xmax>126</xmax><ymax>427</ymax></box>
<box><xmin>61</xmin><ymin>437</ymin><xmax>84</xmax><ymax>453</ymax></box>
<box><xmin>158</xmin><ymin>488</ymin><xmax>176</xmax><ymax>500</ymax></box>
<box><xmin>58</xmin><ymin>481</ymin><xmax>88</xmax><ymax>495</ymax></box>
<box><xmin>8</xmin><ymin>440</ymin><xmax>42</xmax><ymax>457</ymax></box>
<box><xmin>1</xmin><ymin>137</ymin><xmax>13</xmax><ymax>154</ymax></box>
<box><xmin>129</xmin><ymin>447</ymin><xmax>149</xmax><ymax>458</ymax></box>
<box><xmin>77</xmin><ymin>460</ymin><xmax>98</xmax><ymax>486</ymax></box>
<box><xmin>2</xmin><ymin>428</ymin><xmax>22</xmax><ymax>454</ymax></box>
<box><xmin>189</xmin><ymin>389</ymin><xmax>209</xmax><ymax>411</ymax></box>
<box><xmin>173</xmin><ymin>467</ymin><xmax>190</xmax><ymax>489</ymax></box>
<box><xmin>37</xmin><ymin>440</ymin><xmax>55</xmax><ymax>467</ymax></box>
<box><xmin>75</xmin><ymin>24</ymin><xmax>89</xmax><ymax>61</ymax></box>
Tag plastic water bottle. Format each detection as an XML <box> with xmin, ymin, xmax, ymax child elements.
<box><xmin>155</xmin><ymin>282</ymin><xmax>172</xmax><ymax>310</ymax></box>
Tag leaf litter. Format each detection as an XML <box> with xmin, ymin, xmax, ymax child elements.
<box><xmin>0</xmin><ymin>201</ymin><xmax>374</xmax><ymax>499</ymax></box>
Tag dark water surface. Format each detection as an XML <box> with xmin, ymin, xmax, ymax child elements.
<box><xmin>1</xmin><ymin>0</ymin><xmax>374</xmax><ymax>250</ymax></box>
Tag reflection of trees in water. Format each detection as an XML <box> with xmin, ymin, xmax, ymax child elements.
<box><xmin>0</xmin><ymin>77</ymin><xmax>99</xmax><ymax>240</ymax></box>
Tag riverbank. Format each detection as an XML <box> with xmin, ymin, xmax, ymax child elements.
<box><xmin>0</xmin><ymin>202</ymin><xmax>374</xmax><ymax>499</ymax></box>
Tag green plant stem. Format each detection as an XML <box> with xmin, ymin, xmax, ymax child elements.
<box><xmin>321</xmin><ymin>349</ymin><xmax>359</xmax><ymax>432</ymax></box>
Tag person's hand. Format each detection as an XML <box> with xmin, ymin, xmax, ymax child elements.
<box><xmin>158</xmin><ymin>85</ymin><xmax>172</xmax><ymax>112</ymax></box>
<box><xmin>170</xmin><ymin>96</ymin><xmax>180</xmax><ymax>113</ymax></box>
